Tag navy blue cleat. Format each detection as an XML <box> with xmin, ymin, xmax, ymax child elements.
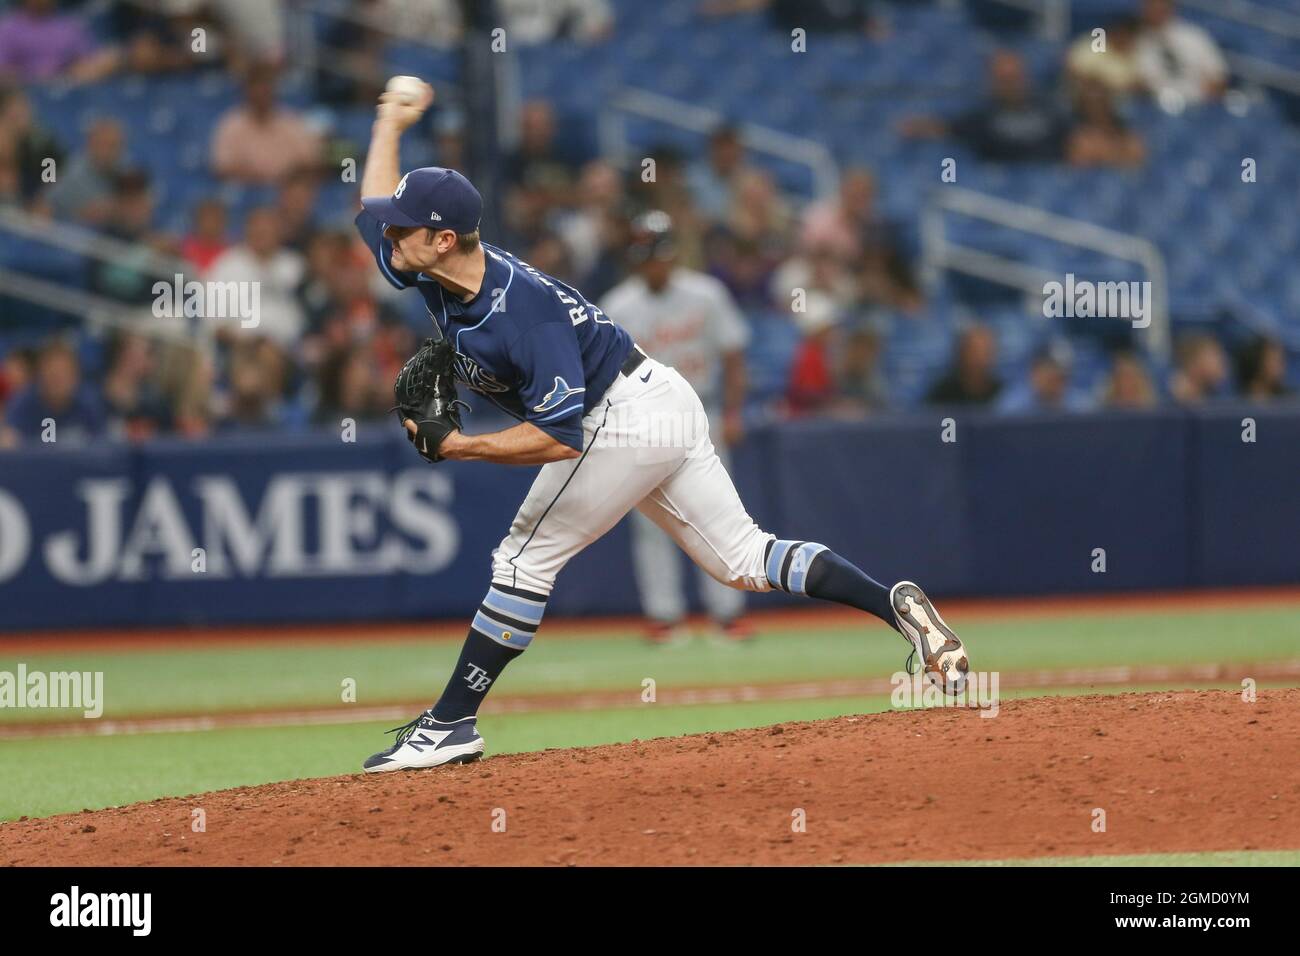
<box><xmin>362</xmin><ymin>711</ymin><xmax>485</xmax><ymax>773</ymax></box>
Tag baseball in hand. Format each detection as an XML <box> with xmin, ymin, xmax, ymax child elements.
<box><xmin>385</xmin><ymin>75</ymin><xmax>432</xmax><ymax>109</ymax></box>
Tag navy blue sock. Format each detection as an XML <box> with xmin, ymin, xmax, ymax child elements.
<box><xmin>431</xmin><ymin>583</ymin><xmax>544</xmax><ymax>720</ymax></box>
<box><xmin>764</xmin><ymin>539</ymin><xmax>898</xmax><ymax>631</ymax></box>
<box><xmin>431</xmin><ymin>630</ymin><xmax>523</xmax><ymax>720</ymax></box>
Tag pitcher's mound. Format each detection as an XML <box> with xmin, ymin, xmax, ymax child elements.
<box><xmin>3</xmin><ymin>689</ymin><xmax>1298</xmax><ymax>865</ymax></box>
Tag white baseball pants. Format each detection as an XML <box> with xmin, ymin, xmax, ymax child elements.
<box><xmin>490</xmin><ymin>357</ymin><xmax>775</xmax><ymax>599</ymax></box>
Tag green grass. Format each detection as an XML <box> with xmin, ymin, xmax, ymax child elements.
<box><xmin>0</xmin><ymin>694</ymin><xmax>892</xmax><ymax>821</ymax></box>
<box><xmin>2</xmin><ymin>600</ymin><xmax>1297</xmax><ymax>830</ymax></box>
<box><xmin>883</xmin><ymin>849</ymin><xmax>1300</xmax><ymax>866</ymax></box>
<box><xmin>0</xmin><ymin>682</ymin><xmax>1287</xmax><ymax>823</ymax></box>
<box><xmin>2</xmin><ymin>605</ymin><xmax>1296</xmax><ymax>722</ymax></box>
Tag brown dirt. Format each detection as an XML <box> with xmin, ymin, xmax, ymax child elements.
<box><xmin>3</xmin><ymin>689</ymin><xmax>1298</xmax><ymax>866</ymax></box>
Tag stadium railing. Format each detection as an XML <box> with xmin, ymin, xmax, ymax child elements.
<box><xmin>919</xmin><ymin>186</ymin><xmax>1171</xmax><ymax>360</ymax></box>
<box><xmin>597</xmin><ymin>87</ymin><xmax>840</xmax><ymax>200</ymax></box>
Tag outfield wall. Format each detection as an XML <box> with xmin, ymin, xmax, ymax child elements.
<box><xmin>0</xmin><ymin>406</ymin><xmax>1295</xmax><ymax>630</ymax></box>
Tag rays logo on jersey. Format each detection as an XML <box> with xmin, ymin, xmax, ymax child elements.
<box><xmin>534</xmin><ymin>377</ymin><xmax>585</xmax><ymax>412</ymax></box>
<box><xmin>453</xmin><ymin>352</ymin><xmax>510</xmax><ymax>395</ymax></box>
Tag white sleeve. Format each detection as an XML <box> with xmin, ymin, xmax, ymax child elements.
<box><xmin>1183</xmin><ymin>24</ymin><xmax>1227</xmax><ymax>81</ymax></box>
<box><xmin>599</xmin><ymin>283</ymin><xmax>643</xmax><ymax>340</ymax></box>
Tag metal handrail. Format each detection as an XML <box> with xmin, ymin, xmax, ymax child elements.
<box><xmin>598</xmin><ymin>87</ymin><xmax>840</xmax><ymax>199</ymax></box>
<box><xmin>0</xmin><ymin>209</ymin><xmax>189</xmax><ymax>277</ymax></box>
<box><xmin>1225</xmin><ymin>53</ymin><xmax>1300</xmax><ymax>96</ymax></box>
<box><xmin>921</xmin><ymin>186</ymin><xmax>1171</xmax><ymax>360</ymax></box>
<box><xmin>0</xmin><ymin>267</ymin><xmax>208</xmax><ymax>349</ymax></box>
<box><xmin>1180</xmin><ymin>0</ymin><xmax>1300</xmax><ymax>40</ymax></box>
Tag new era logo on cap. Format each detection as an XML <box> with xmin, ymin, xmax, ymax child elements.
<box><xmin>362</xmin><ymin>167</ymin><xmax>482</xmax><ymax>234</ymax></box>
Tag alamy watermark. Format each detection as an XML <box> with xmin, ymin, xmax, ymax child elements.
<box><xmin>0</xmin><ymin>664</ymin><xmax>103</xmax><ymax>718</ymax></box>
<box><xmin>152</xmin><ymin>274</ymin><xmax>260</xmax><ymax>329</ymax></box>
<box><xmin>592</xmin><ymin>405</ymin><xmax>712</xmax><ymax>450</ymax></box>
<box><xmin>890</xmin><ymin>669</ymin><xmax>999</xmax><ymax>717</ymax></box>
<box><xmin>1042</xmin><ymin>273</ymin><xmax>1151</xmax><ymax>329</ymax></box>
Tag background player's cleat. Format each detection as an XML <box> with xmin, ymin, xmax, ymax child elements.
<box><xmin>362</xmin><ymin>712</ymin><xmax>485</xmax><ymax>773</ymax></box>
<box><xmin>645</xmin><ymin>620</ymin><xmax>692</xmax><ymax>646</ymax></box>
<box><xmin>890</xmin><ymin>581</ymin><xmax>970</xmax><ymax>695</ymax></box>
<box><xmin>711</xmin><ymin>617</ymin><xmax>756</xmax><ymax>643</ymax></box>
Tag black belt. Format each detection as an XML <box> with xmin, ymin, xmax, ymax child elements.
<box><xmin>620</xmin><ymin>344</ymin><xmax>648</xmax><ymax>378</ymax></box>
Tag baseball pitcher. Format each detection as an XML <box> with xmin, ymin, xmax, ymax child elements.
<box><xmin>357</xmin><ymin>81</ymin><xmax>970</xmax><ymax>772</ymax></box>
<box><xmin>601</xmin><ymin>210</ymin><xmax>751</xmax><ymax>643</ymax></box>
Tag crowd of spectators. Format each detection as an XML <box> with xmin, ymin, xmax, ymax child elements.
<box><xmin>0</xmin><ymin>0</ymin><xmax>1292</xmax><ymax>449</ymax></box>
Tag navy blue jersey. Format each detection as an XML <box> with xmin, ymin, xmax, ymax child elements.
<box><xmin>356</xmin><ymin>210</ymin><xmax>633</xmax><ymax>450</ymax></box>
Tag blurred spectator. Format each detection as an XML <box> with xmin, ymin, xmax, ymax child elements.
<box><xmin>631</xmin><ymin>145</ymin><xmax>708</xmax><ymax>270</ymax></box>
<box><xmin>0</xmin><ymin>346</ymin><xmax>35</xmax><ymax>448</ymax></box>
<box><xmin>298</xmin><ymin>236</ymin><xmax>413</xmax><ymax>392</ymax></box>
<box><xmin>727</xmin><ymin>168</ymin><xmax>794</xmax><ymax>251</ymax></box>
<box><xmin>838</xmin><ymin>322</ymin><xmax>888</xmax><ymax>413</ymax></box>
<box><xmin>502</xmin><ymin>100</ymin><xmax>579</xmax><ymax>242</ymax></box>
<box><xmin>556</xmin><ymin>160</ymin><xmax>624</xmax><ymax>285</ymax></box>
<box><xmin>997</xmin><ymin>341</ymin><xmax>1090</xmax><ymax>414</ymax></box>
<box><xmin>1136</xmin><ymin>0</ymin><xmax>1227</xmax><ymax>107</ymax></box>
<box><xmin>688</xmin><ymin>124</ymin><xmax>749</xmax><ymax>224</ymax></box>
<box><xmin>0</xmin><ymin>84</ymin><xmax>64</xmax><ymax>206</ymax></box>
<box><xmin>786</xmin><ymin>291</ymin><xmax>843</xmax><ymax>416</ymax></box>
<box><xmin>787</xmin><ymin>297</ymin><xmax>889</xmax><ymax>419</ymax></box>
<box><xmin>181</xmin><ymin>198</ymin><xmax>231</xmax><ymax>272</ymax></box>
<box><xmin>49</xmin><ymin>118</ymin><xmax>126</xmax><ymax>226</ymax></box>
<box><xmin>524</xmin><ymin>230</ymin><xmax>575</xmax><ymax>282</ymax></box>
<box><xmin>1101</xmin><ymin>350</ymin><xmax>1158</xmax><ymax>408</ymax></box>
<box><xmin>1235</xmin><ymin>337</ymin><xmax>1292</xmax><ymax>402</ymax></box>
<box><xmin>1066</xmin><ymin>79</ymin><xmax>1146</xmax><ymax>168</ymax></box>
<box><xmin>797</xmin><ymin>169</ymin><xmax>920</xmax><ymax>313</ymax></box>
<box><xmin>109</xmin><ymin>0</ymin><xmax>205</xmax><ymax>75</ymax></box>
<box><xmin>297</xmin><ymin>231</ymin><xmax>350</xmax><ymax>334</ymax></box>
<box><xmin>4</xmin><ymin>339</ymin><xmax>105</xmax><ymax>443</ymax></box>
<box><xmin>217</xmin><ymin>338</ymin><xmax>287</xmax><ymax>431</ymax></box>
<box><xmin>212</xmin><ymin>0</ymin><xmax>287</xmax><ymax>69</ymax></box>
<box><xmin>314</xmin><ymin>346</ymin><xmax>387</xmax><ymax>426</ymax></box>
<box><xmin>0</xmin><ymin>346</ymin><xmax>34</xmax><ymax>401</ymax></box>
<box><xmin>800</xmin><ymin>167</ymin><xmax>878</xmax><ymax>263</ymax></box>
<box><xmin>1170</xmin><ymin>333</ymin><xmax>1229</xmax><ymax>404</ymax></box>
<box><xmin>925</xmin><ymin>324</ymin><xmax>1003</xmax><ymax>406</ymax></box>
<box><xmin>90</xmin><ymin>169</ymin><xmax>177</xmax><ymax>304</ymax></box>
<box><xmin>771</xmin><ymin>241</ymin><xmax>857</xmax><ymax>316</ymax></box>
<box><xmin>706</xmin><ymin>231</ymin><xmax>779</xmax><ymax>312</ymax></box>
<box><xmin>205</xmin><ymin>206</ymin><xmax>306</xmax><ymax>346</ymax></box>
<box><xmin>101</xmin><ymin>332</ymin><xmax>171</xmax><ymax>441</ymax></box>
<box><xmin>1066</xmin><ymin>16</ymin><xmax>1144</xmax><ymax>99</ymax></box>
<box><xmin>0</xmin><ymin>0</ymin><xmax>119</xmax><ymax>84</ymax></box>
<box><xmin>314</xmin><ymin>0</ymin><xmax>387</xmax><ymax>107</ymax></box>
<box><xmin>902</xmin><ymin>51</ymin><xmax>1069</xmax><ymax>162</ymax></box>
<box><xmin>497</xmin><ymin>0</ymin><xmax>613</xmax><ymax>45</ymax></box>
<box><xmin>276</xmin><ymin>172</ymin><xmax>321</xmax><ymax>253</ymax></box>
<box><xmin>211</xmin><ymin>64</ymin><xmax>322</xmax><ymax>184</ymax></box>
<box><xmin>158</xmin><ymin>344</ymin><xmax>214</xmax><ymax>438</ymax></box>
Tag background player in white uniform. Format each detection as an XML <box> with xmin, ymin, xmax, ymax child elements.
<box><xmin>356</xmin><ymin>81</ymin><xmax>971</xmax><ymax>773</ymax></box>
<box><xmin>601</xmin><ymin>211</ymin><xmax>752</xmax><ymax>643</ymax></box>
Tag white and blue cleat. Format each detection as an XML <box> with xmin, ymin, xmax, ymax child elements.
<box><xmin>890</xmin><ymin>581</ymin><xmax>970</xmax><ymax>696</ymax></box>
<box><xmin>362</xmin><ymin>712</ymin><xmax>485</xmax><ymax>773</ymax></box>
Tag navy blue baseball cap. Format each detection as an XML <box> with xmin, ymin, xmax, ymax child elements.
<box><xmin>361</xmin><ymin>166</ymin><xmax>482</xmax><ymax>234</ymax></box>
